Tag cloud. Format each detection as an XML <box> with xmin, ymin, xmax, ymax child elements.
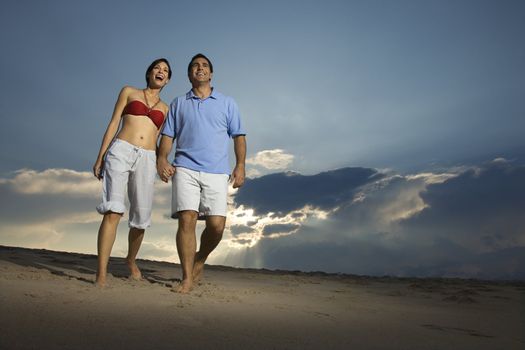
<box><xmin>225</xmin><ymin>204</ymin><xmax>330</xmax><ymax>248</ymax></box>
<box><xmin>2</xmin><ymin>161</ymin><xmax>524</xmax><ymax>280</ymax></box>
<box><xmin>401</xmin><ymin>159</ymin><xmax>525</xmax><ymax>251</ymax></box>
<box><xmin>0</xmin><ymin>168</ymin><xmax>174</xmax><ymax>225</ymax></box>
<box><xmin>218</xmin><ymin>159</ymin><xmax>525</xmax><ymax>279</ymax></box>
<box><xmin>234</xmin><ymin>167</ymin><xmax>384</xmax><ymax>215</ymax></box>
<box><xmin>0</xmin><ymin>173</ymin><xmax>99</xmax><ymax>225</ymax></box>
<box><xmin>246</xmin><ymin>149</ymin><xmax>294</xmax><ymax>170</ymax></box>
<box><xmin>1</xmin><ymin>168</ymin><xmax>100</xmax><ymax>196</ymax></box>
<box><xmin>262</xmin><ymin>223</ymin><xmax>300</xmax><ymax>236</ymax></box>
<box><xmin>230</xmin><ymin>224</ymin><xmax>256</xmax><ymax>235</ymax></box>
<box><xmin>245</xmin><ymin>149</ymin><xmax>295</xmax><ymax>178</ymax></box>
<box><xmin>0</xmin><ymin>168</ymin><xmax>175</xmax><ymax>258</ymax></box>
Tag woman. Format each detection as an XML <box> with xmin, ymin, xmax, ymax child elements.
<box><xmin>92</xmin><ymin>58</ymin><xmax>171</xmax><ymax>287</ymax></box>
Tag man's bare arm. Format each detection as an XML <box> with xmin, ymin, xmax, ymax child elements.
<box><xmin>231</xmin><ymin>135</ymin><xmax>246</xmax><ymax>188</ymax></box>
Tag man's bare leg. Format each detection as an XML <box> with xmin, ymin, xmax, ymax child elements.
<box><xmin>96</xmin><ymin>212</ymin><xmax>122</xmax><ymax>287</ymax></box>
<box><xmin>126</xmin><ymin>227</ymin><xmax>145</xmax><ymax>280</ymax></box>
<box><xmin>174</xmin><ymin>210</ymin><xmax>198</xmax><ymax>293</ymax></box>
<box><xmin>193</xmin><ymin>215</ymin><xmax>226</xmax><ymax>283</ymax></box>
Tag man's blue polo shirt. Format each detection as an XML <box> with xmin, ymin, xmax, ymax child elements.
<box><xmin>161</xmin><ymin>89</ymin><xmax>246</xmax><ymax>174</ymax></box>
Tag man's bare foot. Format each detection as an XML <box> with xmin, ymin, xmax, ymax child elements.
<box><xmin>193</xmin><ymin>255</ymin><xmax>205</xmax><ymax>284</ymax></box>
<box><xmin>172</xmin><ymin>279</ymin><xmax>193</xmax><ymax>294</ymax></box>
<box><xmin>95</xmin><ymin>274</ymin><xmax>107</xmax><ymax>287</ymax></box>
<box><xmin>126</xmin><ymin>259</ymin><xmax>142</xmax><ymax>280</ymax></box>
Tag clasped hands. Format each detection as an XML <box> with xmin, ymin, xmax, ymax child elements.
<box><xmin>157</xmin><ymin>159</ymin><xmax>176</xmax><ymax>183</ymax></box>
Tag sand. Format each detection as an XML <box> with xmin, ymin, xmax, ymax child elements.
<box><xmin>1</xmin><ymin>245</ymin><xmax>524</xmax><ymax>350</ymax></box>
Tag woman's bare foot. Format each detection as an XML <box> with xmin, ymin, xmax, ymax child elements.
<box><xmin>126</xmin><ymin>259</ymin><xmax>142</xmax><ymax>280</ymax></box>
<box><xmin>172</xmin><ymin>279</ymin><xmax>193</xmax><ymax>294</ymax></box>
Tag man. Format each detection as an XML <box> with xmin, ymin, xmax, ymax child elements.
<box><xmin>157</xmin><ymin>53</ymin><xmax>246</xmax><ymax>293</ymax></box>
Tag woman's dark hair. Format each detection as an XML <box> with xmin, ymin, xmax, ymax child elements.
<box><xmin>145</xmin><ymin>58</ymin><xmax>172</xmax><ymax>86</ymax></box>
<box><xmin>187</xmin><ymin>53</ymin><xmax>213</xmax><ymax>75</ymax></box>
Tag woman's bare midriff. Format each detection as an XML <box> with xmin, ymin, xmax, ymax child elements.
<box><xmin>116</xmin><ymin>115</ymin><xmax>160</xmax><ymax>150</ymax></box>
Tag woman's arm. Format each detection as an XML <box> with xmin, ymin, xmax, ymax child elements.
<box><xmin>156</xmin><ymin>135</ymin><xmax>175</xmax><ymax>183</ymax></box>
<box><xmin>92</xmin><ymin>86</ymin><xmax>132</xmax><ymax>179</ymax></box>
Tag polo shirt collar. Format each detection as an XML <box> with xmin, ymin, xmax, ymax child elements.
<box><xmin>186</xmin><ymin>88</ymin><xmax>218</xmax><ymax>100</ymax></box>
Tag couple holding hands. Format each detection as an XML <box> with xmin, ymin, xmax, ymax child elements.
<box><xmin>92</xmin><ymin>54</ymin><xmax>246</xmax><ymax>293</ymax></box>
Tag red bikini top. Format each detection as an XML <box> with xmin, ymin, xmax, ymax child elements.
<box><xmin>122</xmin><ymin>100</ymin><xmax>165</xmax><ymax>129</ymax></box>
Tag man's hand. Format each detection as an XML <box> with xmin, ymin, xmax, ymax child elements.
<box><xmin>230</xmin><ymin>164</ymin><xmax>245</xmax><ymax>188</ymax></box>
<box><xmin>157</xmin><ymin>158</ymin><xmax>176</xmax><ymax>183</ymax></box>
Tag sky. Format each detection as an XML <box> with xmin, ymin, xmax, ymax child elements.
<box><xmin>1</xmin><ymin>0</ymin><xmax>524</xmax><ymax>280</ymax></box>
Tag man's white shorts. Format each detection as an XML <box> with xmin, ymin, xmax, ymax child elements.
<box><xmin>171</xmin><ymin>167</ymin><xmax>230</xmax><ymax>219</ymax></box>
<box><xmin>96</xmin><ymin>138</ymin><xmax>157</xmax><ymax>229</ymax></box>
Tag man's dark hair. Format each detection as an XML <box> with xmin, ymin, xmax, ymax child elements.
<box><xmin>145</xmin><ymin>58</ymin><xmax>172</xmax><ymax>86</ymax></box>
<box><xmin>187</xmin><ymin>53</ymin><xmax>214</xmax><ymax>75</ymax></box>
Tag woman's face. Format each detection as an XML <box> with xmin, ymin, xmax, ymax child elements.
<box><xmin>148</xmin><ymin>61</ymin><xmax>170</xmax><ymax>88</ymax></box>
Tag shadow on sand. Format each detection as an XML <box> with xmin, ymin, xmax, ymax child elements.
<box><xmin>0</xmin><ymin>245</ymin><xmax>179</xmax><ymax>287</ymax></box>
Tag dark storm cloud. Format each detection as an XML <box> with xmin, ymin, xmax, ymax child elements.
<box><xmin>402</xmin><ymin>160</ymin><xmax>525</xmax><ymax>249</ymax></box>
<box><xmin>262</xmin><ymin>223</ymin><xmax>300</xmax><ymax>236</ymax></box>
<box><xmin>225</xmin><ymin>159</ymin><xmax>525</xmax><ymax>280</ymax></box>
<box><xmin>234</xmin><ymin>167</ymin><xmax>384</xmax><ymax>215</ymax></box>
<box><xmin>230</xmin><ymin>225</ymin><xmax>256</xmax><ymax>236</ymax></box>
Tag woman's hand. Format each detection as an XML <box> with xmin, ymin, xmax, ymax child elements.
<box><xmin>93</xmin><ymin>160</ymin><xmax>104</xmax><ymax>180</ymax></box>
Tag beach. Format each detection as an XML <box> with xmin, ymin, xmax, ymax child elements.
<box><xmin>1</xmin><ymin>245</ymin><xmax>524</xmax><ymax>349</ymax></box>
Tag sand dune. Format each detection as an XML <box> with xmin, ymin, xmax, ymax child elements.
<box><xmin>1</xmin><ymin>245</ymin><xmax>524</xmax><ymax>349</ymax></box>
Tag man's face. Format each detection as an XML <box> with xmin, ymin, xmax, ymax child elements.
<box><xmin>189</xmin><ymin>57</ymin><xmax>212</xmax><ymax>84</ymax></box>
